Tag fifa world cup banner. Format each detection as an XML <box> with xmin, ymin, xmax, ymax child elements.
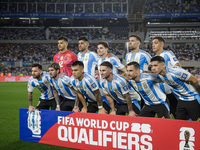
<box><xmin>19</xmin><ymin>108</ymin><xmax>200</xmax><ymax>150</ymax></box>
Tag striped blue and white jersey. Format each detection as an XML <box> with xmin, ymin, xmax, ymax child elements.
<box><xmin>97</xmin><ymin>55</ymin><xmax>125</xmax><ymax>80</ymax></box>
<box><xmin>156</xmin><ymin>67</ymin><xmax>200</xmax><ymax>103</ymax></box>
<box><xmin>49</xmin><ymin>75</ymin><xmax>76</xmax><ymax>100</ymax></box>
<box><xmin>158</xmin><ymin>50</ymin><xmax>180</xmax><ymax>68</ymax></box>
<box><xmin>126</xmin><ymin>49</ymin><xmax>151</xmax><ymax>71</ymax></box>
<box><xmin>72</xmin><ymin>72</ymin><xmax>107</xmax><ymax>102</ymax></box>
<box><xmin>156</xmin><ymin>50</ymin><xmax>180</xmax><ymax>95</ymax></box>
<box><xmin>28</xmin><ymin>72</ymin><xmax>54</xmax><ymax>100</ymax></box>
<box><xmin>129</xmin><ymin>73</ymin><xmax>168</xmax><ymax>106</ymax></box>
<box><xmin>77</xmin><ymin>51</ymin><xmax>100</xmax><ymax>76</ymax></box>
<box><xmin>101</xmin><ymin>74</ymin><xmax>141</xmax><ymax>104</ymax></box>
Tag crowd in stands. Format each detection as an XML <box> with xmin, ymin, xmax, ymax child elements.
<box><xmin>0</xmin><ymin>1</ymin><xmax>127</xmax><ymax>13</ymax></box>
<box><xmin>0</xmin><ymin>28</ymin><xmax>128</xmax><ymax>40</ymax></box>
<box><xmin>0</xmin><ymin>43</ymin><xmax>200</xmax><ymax>76</ymax></box>
<box><xmin>145</xmin><ymin>0</ymin><xmax>200</xmax><ymax>13</ymax></box>
<box><xmin>0</xmin><ymin>28</ymin><xmax>46</xmax><ymax>40</ymax></box>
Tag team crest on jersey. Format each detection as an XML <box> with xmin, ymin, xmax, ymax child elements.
<box><xmin>27</xmin><ymin>109</ymin><xmax>41</xmax><ymax>135</ymax></box>
<box><xmin>40</xmin><ymin>83</ymin><xmax>44</xmax><ymax>86</ymax></box>
<box><xmin>81</xmin><ymin>57</ymin><xmax>83</xmax><ymax>61</ymax></box>
<box><xmin>109</xmin><ymin>86</ymin><xmax>112</xmax><ymax>91</ymax></box>
<box><xmin>138</xmin><ymin>85</ymin><xmax>142</xmax><ymax>90</ymax></box>
<box><xmin>131</xmin><ymin>58</ymin><xmax>134</xmax><ymax>62</ymax></box>
<box><xmin>80</xmin><ymin>85</ymin><xmax>83</xmax><ymax>89</ymax></box>
<box><xmin>60</xmin><ymin>56</ymin><xmax>63</xmax><ymax>60</ymax></box>
<box><xmin>143</xmin><ymin>84</ymin><xmax>148</xmax><ymax>89</ymax></box>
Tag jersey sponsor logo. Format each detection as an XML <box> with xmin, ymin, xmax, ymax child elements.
<box><xmin>182</xmin><ymin>73</ymin><xmax>188</xmax><ymax>79</ymax></box>
<box><xmin>28</xmin><ymin>109</ymin><xmax>41</xmax><ymax>135</ymax></box>
<box><xmin>143</xmin><ymin>84</ymin><xmax>148</xmax><ymax>89</ymax></box>
<box><xmin>91</xmin><ymin>83</ymin><xmax>97</xmax><ymax>89</ymax></box>
<box><xmin>179</xmin><ymin>127</ymin><xmax>195</xmax><ymax>150</ymax></box>
<box><xmin>85</xmin><ymin>56</ymin><xmax>88</xmax><ymax>61</ymax></box>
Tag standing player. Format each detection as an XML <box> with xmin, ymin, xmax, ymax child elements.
<box><xmin>48</xmin><ymin>62</ymin><xmax>78</xmax><ymax>111</ymax></box>
<box><xmin>77</xmin><ymin>37</ymin><xmax>100</xmax><ymax>76</ymax></box>
<box><xmin>151</xmin><ymin>56</ymin><xmax>200</xmax><ymax>121</ymax></box>
<box><xmin>71</xmin><ymin>61</ymin><xmax>109</xmax><ymax>114</ymax></box>
<box><xmin>100</xmin><ymin>61</ymin><xmax>141</xmax><ymax>116</ymax></box>
<box><xmin>127</xmin><ymin>61</ymin><xmax>169</xmax><ymax>118</ymax></box>
<box><xmin>53</xmin><ymin>36</ymin><xmax>77</xmax><ymax>77</ymax></box>
<box><xmin>126</xmin><ymin>35</ymin><xmax>151</xmax><ymax>72</ymax></box>
<box><xmin>152</xmin><ymin>36</ymin><xmax>180</xmax><ymax>118</ymax></box>
<box><xmin>28</xmin><ymin>63</ymin><xmax>58</xmax><ymax>112</ymax></box>
<box><xmin>97</xmin><ymin>41</ymin><xmax>126</xmax><ymax>80</ymax></box>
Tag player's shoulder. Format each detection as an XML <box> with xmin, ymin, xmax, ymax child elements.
<box><xmin>28</xmin><ymin>76</ymin><xmax>34</xmax><ymax>83</ymax></box>
<box><xmin>162</xmin><ymin>50</ymin><xmax>175</xmax><ymax>56</ymax></box>
<box><xmin>168</xmin><ymin>66</ymin><xmax>183</xmax><ymax>75</ymax></box>
<box><xmin>126</xmin><ymin>52</ymin><xmax>132</xmax><ymax>56</ymax></box>
<box><xmin>139</xmin><ymin>49</ymin><xmax>151</xmax><ymax>56</ymax></box>
<box><xmin>84</xmin><ymin>72</ymin><xmax>96</xmax><ymax>82</ymax></box>
<box><xmin>113</xmin><ymin>74</ymin><xmax>127</xmax><ymax>85</ymax></box>
<box><xmin>141</xmin><ymin>73</ymin><xmax>157</xmax><ymax>79</ymax></box>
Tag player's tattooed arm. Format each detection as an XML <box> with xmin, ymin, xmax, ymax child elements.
<box><xmin>187</xmin><ymin>74</ymin><xmax>200</xmax><ymax>95</ymax></box>
<box><xmin>124</xmin><ymin>93</ymin><xmax>138</xmax><ymax>116</ymax></box>
<box><xmin>73</xmin><ymin>92</ymin><xmax>80</xmax><ymax>112</ymax></box>
<box><xmin>28</xmin><ymin>92</ymin><xmax>35</xmax><ymax>112</ymax></box>
<box><xmin>52</xmin><ymin>86</ymin><xmax>60</xmax><ymax>111</ymax></box>
<box><xmin>76</xmin><ymin>90</ymin><xmax>87</xmax><ymax>113</ymax></box>
<box><xmin>93</xmin><ymin>89</ymin><xmax>103</xmax><ymax>106</ymax></box>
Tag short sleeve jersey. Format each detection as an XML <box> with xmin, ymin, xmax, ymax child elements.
<box><xmin>77</xmin><ymin>51</ymin><xmax>100</xmax><ymax>76</ymax></box>
<box><xmin>101</xmin><ymin>74</ymin><xmax>141</xmax><ymax>104</ymax></box>
<box><xmin>49</xmin><ymin>75</ymin><xmax>76</xmax><ymax>100</ymax></box>
<box><xmin>28</xmin><ymin>72</ymin><xmax>54</xmax><ymax>100</ymax></box>
<box><xmin>53</xmin><ymin>50</ymin><xmax>77</xmax><ymax>77</ymax></box>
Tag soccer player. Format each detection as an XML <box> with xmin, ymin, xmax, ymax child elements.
<box><xmin>77</xmin><ymin>37</ymin><xmax>100</xmax><ymax>76</ymax></box>
<box><xmin>152</xmin><ymin>36</ymin><xmax>181</xmax><ymax>67</ymax></box>
<box><xmin>126</xmin><ymin>34</ymin><xmax>151</xmax><ymax>72</ymax></box>
<box><xmin>53</xmin><ymin>36</ymin><xmax>77</xmax><ymax>77</ymax></box>
<box><xmin>151</xmin><ymin>56</ymin><xmax>200</xmax><ymax>121</ymax></box>
<box><xmin>28</xmin><ymin>63</ymin><xmax>58</xmax><ymax>112</ymax></box>
<box><xmin>97</xmin><ymin>41</ymin><xmax>126</xmax><ymax>80</ymax></box>
<box><xmin>48</xmin><ymin>62</ymin><xmax>78</xmax><ymax>111</ymax></box>
<box><xmin>152</xmin><ymin>36</ymin><xmax>180</xmax><ymax>118</ymax></box>
<box><xmin>127</xmin><ymin>61</ymin><xmax>170</xmax><ymax>118</ymax></box>
<box><xmin>100</xmin><ymin>61</ymin><xmax>141</xmax><ymax>116</ymax></box>
<box><xmin>71</xmin><ymin>61</ymin><xmax>109</xmax><ymax>114</ymax></box>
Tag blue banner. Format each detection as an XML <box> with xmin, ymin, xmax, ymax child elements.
<box><xmin>0</xmin><ymin>12</ymin><xmax>126</xmax><ymax>18</ymax></box>
<box><xmin>145</xmin><ymin>12</ymin><xmax>200</xmax><ymax>18</ymax></box>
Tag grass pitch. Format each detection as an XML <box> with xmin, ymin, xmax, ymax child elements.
<box><xmin>0</xmin><ymin>82</ymin><xmax>76</xmax><ymax>150</ymax></box>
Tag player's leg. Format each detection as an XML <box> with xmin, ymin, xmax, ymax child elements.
<box><xmin>139</xmin><ymin>104</ymin><xmax>155</xmax><ymax>117</ymax></box>
<box><xmin>103</xmin><ymin>102</ymin><xmax>110</xmax><ymax>113</ymax></box>
<box><xmin>166</xmin><ymin>93</ymin><xmax>178</xmax><ymax>118</ymax></box>
<box><xmin>156</xmin><ymin>103</ymin><xmax>170</xmax><ymax>118</ymax></box>
<box><xmin>60</xmin><ymin>99</ymin><xmax>75</xmax><ymax>111</ymax></box>
<box><xmin>48</xmin><ymin>99</ymin><xmax>56</xmax><ymax>110</ymax></box>
<box><xmin>186</xmin><ymin>100</ymin><xmax>200</xmax><ymax>121</ymax></box>
<box><xmin>116</xmin><ymin>103</ymin><xmax>126</xmax><ymax>115</ymax></box>
<box><xmin>87</xmin><ymin>102</ymin><xmax>98</xmax><ymax>113</ymax></box>
<box><xmin>176</xmin><ymin>100</ymin><xmax>189</xmax><ymax>120</ymax></box>
<box><xmin>36</xmin><ymin>99</ymin><xmax>50</xmax><ymax>110</ymax></box>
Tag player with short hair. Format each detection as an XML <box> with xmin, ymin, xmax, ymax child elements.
<box><xmin>152</xmin><ymin>36</ymin><xmax>180</xmax><ymax>118</ymax></box>
<box><xmin>97</xmin><ymin>41</ymin><xmax>126</xmax><ymax>80</ymax></box>
<box><xmin>126</xmin><ymin>34</ymin><xmax>151</xmax><ymax>72</ymax></box>
<box><xmin>100</xmin><ymin>61</ymin><xmax>141</xmax><ymax>116</ymax></box>
<box><xmin>53</xmin><ymin>36</ymin><xmax>77</xmax><ymax>76</ymax></box>
<box><xmin>151</xmin><ymin>56</ymin><xmax>200</xmax><ymax>121</ymax></box>
<box><xmin>28</xmin><ymin>63</ymin><xmax>57</xmax><ymax>112</ymax></box>
<box><xmin>71</xmin><ymin>61</ymin><xmax>109</xmax><ymax>114</ymax></box>
<box><xmin>127</xmin><ymin>61</ymin><xmax>170</xmax><ymax>118</ymax></box>
<box><xmin>77</xmin><ymin>37</ymin><xmax>100</xmax><ymax>76</ymax></box>
<box><xmin>48</xmin><ymin>62</ymin><xmax>78</xmax><ymax>111</ymax></box>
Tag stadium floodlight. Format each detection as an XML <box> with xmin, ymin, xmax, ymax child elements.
<box><xmin>19</xmin><ymin>18</ymin><xmax>29</xmax><ymax>19</ymax></box>
<box><xmin>31</xmin><ymin>18</ymin><xmax>39</xmax><ymax>20</ymax></box>
<box><xmin>62</xmin><ymin>18</ymin><xmax>68</xmax><ymax>20</ymax></box>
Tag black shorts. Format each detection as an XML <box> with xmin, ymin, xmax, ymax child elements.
<box><xmin>167</xmin><ymin>93</ymin><xmax>178</xmax><ymax>118</ymax></box>
<box><xmin>176</xmin><ymin>99</ymin><xmax>200</xmax><ymax>121</ymax></box>
<box><xmin>139</xmin><ymin>103</ymin><xmax>169</xmax><ymax>118</ymax></box>
<box><xmin>115</xmin><ymin>103</ymin><xmax>140</xmax><ymax>115</ymax></box>
<box><xmin>87</xmin><ymin>101</ymin><xmax>110</xmax><ymax>113</ymax></box>
<box><xmin>60</xmin><ymin>99</ymin><xmax>83</xmax><ymax>111</ymax></box>
<box><xmin>36</xmin><ymin>98</ymin><xmax>56</xmax><ymax>110</ymax></box>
